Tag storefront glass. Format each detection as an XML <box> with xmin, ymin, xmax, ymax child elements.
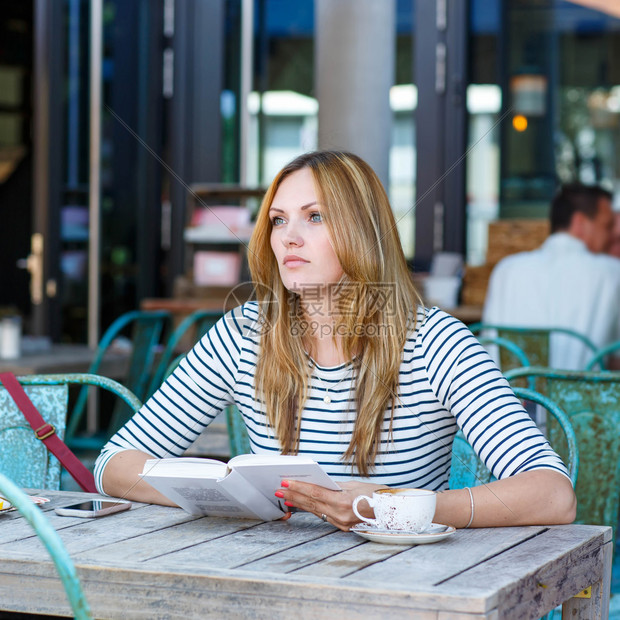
<box><xmin>467</xmin><ymin>0</ymin><xmax>620</xmax><ymax>265</ymax></box>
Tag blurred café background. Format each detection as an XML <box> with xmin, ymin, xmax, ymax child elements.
<box><xmin>0</xmin><ymin>0</ymin><xmax>619</xmax><ymax>347</ymax></box>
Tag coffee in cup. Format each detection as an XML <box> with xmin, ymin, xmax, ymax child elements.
<box><xmin>352</xmin><ymin>488</ymin><xmax>436</xmax><ymax>532</ymax></box>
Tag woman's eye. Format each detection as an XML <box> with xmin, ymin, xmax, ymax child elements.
<box><xmin>309</xmin><ymin>212</ymin><xmax>322</xmax><ymax>223</ymax></box>
<box><xmin>271</xmin><ymin>216</ymin><xmax>285</xmax><ymax>226</ymax></box>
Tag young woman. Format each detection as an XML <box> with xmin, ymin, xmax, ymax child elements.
<box><xmin>95</xmin><ymin>151</ymin><xmax>576</xmax><ymax>531</ymax></box>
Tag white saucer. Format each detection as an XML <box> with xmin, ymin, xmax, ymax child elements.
<box><xmin>350</xmin><ymin>522</ymin><xmax>456</xmax><ymax>545</ymax></box>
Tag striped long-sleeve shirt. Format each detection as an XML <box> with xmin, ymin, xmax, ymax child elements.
<box><xmin>94</xmin><ymin>303</ymin><xmax>568</xmax><ymax>492</ymax></box>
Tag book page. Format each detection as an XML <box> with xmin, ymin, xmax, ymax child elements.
<box><xmin>229</xmin><ymin>453</ymin><xmax>319</xmax><ymax>467</ymax></box>
<box><xmin>140</xmin><ymin>473</ymin><xmax>254</xmax><ymax>518</ymax></box>
<box><xmin>216</xmin><ymin>469</ymin><xmax>284</xmax><ymax>520</ymax></box>
<box><xmin>140</xmin><ymin>457</ymin><xmax>226</xmax><ymax>479</ymax></box>
<box><xmin>229</xmin><ymin>454</ymin><xmax>341</xmax><ymax>509</ymax></box>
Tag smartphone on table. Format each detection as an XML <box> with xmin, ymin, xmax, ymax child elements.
<box><xmin>54</xmin><ymin>500</ymin><xmax>131</xmax><ymax>518</ymax></box>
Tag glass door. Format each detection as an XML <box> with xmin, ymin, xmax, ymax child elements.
<box><xmin>30</xmin><ymin>0</ymin><xmax>166</xmax><ymax>343</ymax></box>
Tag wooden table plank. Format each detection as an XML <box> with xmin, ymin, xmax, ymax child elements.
<box><xmin>139</xmin><ymin>515</ymin><xmax>340</xmax><ymax>570</ymax></box>
<box><xmin>292</xmin><ymin>533</ymin><xmax>418</xmax><ymax>578</ymax></box>
<box><xmin>0</xmin><ymin>504</ymin><xmax>195</xmax><ymax>556</ymax></box>
<box><xmin>239</xmin><ymin>528</ymin><xmax>366</xmax><ymax>574</ymax></box>
<box><xmin>76</xmin><ymin>513</ymin><xmax>259</xmax><ymax>563</ymax></box>
<box><xmin>344</xmin><ymin>526</ymin><xmax>545</xmax><ymax>586</ymax></box>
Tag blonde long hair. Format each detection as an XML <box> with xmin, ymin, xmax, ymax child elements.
<box><xmin>248</xmin><ymin>151</ymin><xmax>422</xmax><ymax>475</ymax></box>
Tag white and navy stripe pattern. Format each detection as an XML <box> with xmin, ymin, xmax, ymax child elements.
<box><xmin>94</xmin><ymin>303</ymin><xmax>568</xmax><ymax>491</ymax></box>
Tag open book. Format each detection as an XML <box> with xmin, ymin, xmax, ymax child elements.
<box><xmin>139</xmin><ymin>454</ymin><xmax>341</xmax><ymax>521</ymax></box>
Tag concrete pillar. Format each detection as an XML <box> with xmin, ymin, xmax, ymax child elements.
<box><xmin>315</xmin><ymin>0</ymin><xmax>396</xmax><ymax>188</ymax></box>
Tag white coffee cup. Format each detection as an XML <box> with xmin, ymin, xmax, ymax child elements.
<box><xmin>352</xmin><ymin>488</ymin><xmax>436</xmax><ymax>532</ymax></box>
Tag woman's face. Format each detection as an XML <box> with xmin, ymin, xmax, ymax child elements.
<box><xmin>269</xmin><ymin>167</ymin><xmax>344</xmax><ymax>298</ymax></box>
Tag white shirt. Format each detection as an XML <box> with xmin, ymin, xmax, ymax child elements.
<box><xmin>483</xmin><ymin>232</ymin><xmax>620</xmax><ymax>369</ymax></box>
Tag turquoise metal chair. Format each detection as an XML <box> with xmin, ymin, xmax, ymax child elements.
<box><xmin>469</xmin><ymin>323</ymin><xmax>598</xmax><ymax>370</ymax></box>
<box><xmin>476</xmin><ymin>335</ymin><xmax>531</xmax><ymax>369</ymax></box>
<box><xmin>585</xmin><ymin>339</ymin><xmax>620</xmax><ymax>371</ymax></box>
<box><xmin>0</xmin><ymin>472</ymin><xmax>92</xmax><ymax>618</ymax></box>
<box><xmin>0</xmin><ymin>381</ymin><xmax>66</xmax><ymax>489</ymax></box>
<box><xmin>67</xmin><ymin>310</ymin><xmax>169</xmax><ymax>451</ymax></box>
<box><xmin>476</xmin><ymin>335</ymin><xmax>535</xmax><ymax>391</ymax></box>
<box><xmin>449</xmin><ymin>386</ymin><xmax>579</xmax><ymax>489</ymax></box>
<box><xmin>449</xmin><ymin>430</ymin><xmax>494</xmax><ymax>490</ymax></box>
<box><xmin>0</xmin><ymin>374</ymin><xmax>142</xmax><ymax>489</ymax></box>
<box><xmin>148</xmin><ymin>309</ymin><xmax>223</xmax><ymax>396</ymax></box>
<box><xmin>226</xmin><ymin>404</ymin><xmax>251</xmax><ymax>456</ymax></box>
<box><xmin>505</xmin><ymin>366</ymin><xmax>620</xmax><ymax>549</ymax></box>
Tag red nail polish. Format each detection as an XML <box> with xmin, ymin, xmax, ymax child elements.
<box><xmin>274</xmin><ymin>490</ymin><xmax>284</xmax><ymax>498</ymax></box>
<box><xmin>284</xmin><ymin>501</ymin><xmax>294</xmax><ymax>507</ymax></box>
<box><xmin>281</xmin><ymin>480</ymin><xmax>290</xmax><ymax>487</ymax></box>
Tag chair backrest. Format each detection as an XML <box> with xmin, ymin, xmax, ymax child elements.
<box><xmin>23</xmin><ymin>373</ymin><xmax>143</xmax><ymax>462</ymax></box>
<box><xmin>449</xmin><ymin>386</ymin><xmax>578</xmax><ymax>489</ymax></box>
<box><xmin>148</xmin><ymin>310</ymin><xmax>223</xmax><ymax>397</ymax></box>
<box><xmin>476</xmin><ymin>335</ymin><xmax>531</xmax><ymax>370</ymax></box>
<box><xmin>475</xmin><ymin>334</ymin><xmax>536</xmax><ymax>391</ymax></box>
<box><xmin>505</xmin><ymin>366</ymin><xmax>620</xmax><ymax>543</ymax></box>
<box><xmin>470</xmin><ymin>323</ymin><xmax>550</xmax><ymax>367</ymax></box>
<box><xmin>67</xmin><ymin>310</ymin><xmax>169</xmax><ymax>445</ymax></box>
<box><xmin>0</xmin><ymin>384</ymin><xmax>67</xmax><ymax>489</ymax></box>
<box><xmin>449</xmin><ymin>430</ymin><xmax>493</xmax><ymax>490</ymax></box>
<box><xmin>0</xmin><ymin>473</ymin><xmax>92</xmax><ymax>619</ymax></box>
<box><xmin>226</xmin><ymin>405</ymin><xmax>251</xmax><ymax>457</ymax></box>
<box><xmin>585</xmin><ymin>339</ymin><xmax>620</xmax><ymax>371</ymax></box>
<box><xmin>469</xmin><ymin>323</ymin><xmax>598</xmax><ymax>371</ymax></box>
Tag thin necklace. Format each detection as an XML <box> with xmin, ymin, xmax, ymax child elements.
<box><xmin>308</xmin><ymin>358</ymin><xmax>353</xmax><ymax>404</ymax></box>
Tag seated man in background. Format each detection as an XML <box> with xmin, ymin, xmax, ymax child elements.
<box><xmin>483</xmin><ymin>183</ymin><xmax>620</xmax><ymax>370</ymax></box>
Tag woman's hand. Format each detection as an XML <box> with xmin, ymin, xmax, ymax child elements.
<box><xmin>276</xmin><ymin>479</ymin><xmax>388</xmax><ymax>531</ymax></box>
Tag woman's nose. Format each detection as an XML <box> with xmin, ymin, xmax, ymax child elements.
<box><xmin>282</xmin><ymin>223</ymin><xmax>303</xmax><ymax>247</ymax></box>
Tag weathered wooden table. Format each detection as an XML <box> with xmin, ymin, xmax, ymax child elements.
<box><xmin>0</xmin><ymin>490</ymin><xmax>612</xmax><ymax>619</ymax></box>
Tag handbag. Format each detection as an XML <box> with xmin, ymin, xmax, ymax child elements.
<box><xmin>0</xmin><ymin>372</ymin><xmax>97</xmax><ymax>493</ymax></box>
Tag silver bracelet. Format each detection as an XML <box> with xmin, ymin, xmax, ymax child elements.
<box><xmin>464</xmin><ymin>487</ymin><xmax>475</xmax><ymax>528</ymax></box>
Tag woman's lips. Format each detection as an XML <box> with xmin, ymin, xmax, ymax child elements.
<box><xmin>283</xmin><ymin>255</ymin><xmax>309</xmax><ymax>267</ymax></box>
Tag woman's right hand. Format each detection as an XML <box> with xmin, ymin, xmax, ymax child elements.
<box><xmin>275</xmin><ymin>479</ymin><xmax>388</xmax><ymax>531</ymax></box>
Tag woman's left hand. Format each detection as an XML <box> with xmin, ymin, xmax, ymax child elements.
<box><xmin>276</xmin><ymin>479</ymin><xmax>388</xmax><ymax>531</ymax></box>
